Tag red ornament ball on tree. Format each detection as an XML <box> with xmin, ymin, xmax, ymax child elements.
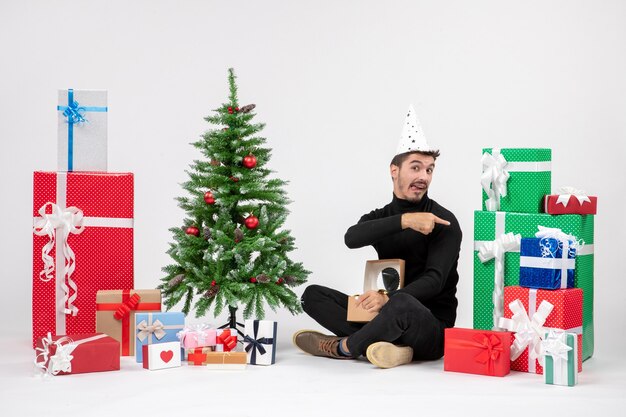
<box><xmin>230</xmin><ymin>176</ymin><xmax>239</xmax><ymax>182</ymax></box>
<box><xmin>235</xmin><ymin>107</ymin><xmax>239</xmax><ymax>112</ymax></box>
<box><xmin>228</xmin><ymin>106</ymin><xmax>233</xmax><ymax>114</ymax></box>
<box><xmin>249</xmin><ymin>277</ymin><xmax>257</xmax><ymax>283</ymax></box>
<box><xmin>244</xmin><ymin>215</ymin><xmax>259</xmax><ymax>230</ymax></box>
<box><xmin>242</xmin><ymin>154</ymin><xmax>257</xmax><ymax>169</ymax></box>
<box><xmin>204</xmin><ymin>191</ymin><xmax>215</xmax><ymax>204</ymax></box>
<box><xmin>276</xmin><ymin>277</ymin><xmax>284</xmax><ymax>285</ymax></box>
<box><xmin>185</xmin><ymin>226</ymin><xmax>200</xmax><ymax>236</ymax></box>
<box><xmin>211</xmin><ymin>280</ymin><xmax>217</xmax><ymax>287</ymax></box>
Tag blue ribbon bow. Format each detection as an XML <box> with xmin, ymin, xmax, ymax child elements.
<box><xmin>61</xmin><ymin>97</ymin><xmax>87</xmax><ymax>125</ymax></box>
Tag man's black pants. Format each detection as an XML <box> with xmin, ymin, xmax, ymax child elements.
<box><xmin>301</xmin><ymin>284</ymin><xmax>446</xmax><ymax>360</ymax></box>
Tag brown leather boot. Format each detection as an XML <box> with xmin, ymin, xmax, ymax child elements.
<box><xmin>292</xmin><ymin>330</ymin><xmax>351</xmax><ymax>359</ymax></box>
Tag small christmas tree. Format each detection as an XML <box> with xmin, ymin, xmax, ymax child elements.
<box><xmin>159</xmin><ymin>68</ymin><xmax>309</xmax><ymax>323</ymax></box>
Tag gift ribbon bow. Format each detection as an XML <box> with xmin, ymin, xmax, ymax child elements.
<box><xmin>541</xmin><ymin>330</ymin><xmax>572</xmax><ymax>365</ymax></box>
<box><xmin>471</xmin><ymin>333</ymin><xmax>504</xmax><ymax>373</ymax></box>
<box><xmin>34</xmin><ymin>333</ymin><xmax>106</xmax><ymax>376</ymax></box>
<box><xmin>35</xmin><ymin>333</ymin><xmax>77</xmax><ymax>376</ymax></box>
<box><xmin>216</xmin><ymin>329</ymin><xmax>237</xmax><ymax>352</ymax></box>
<box><xmin>61</xmin><ymin>96</ymin><xmax>87</xmax><ymax>125</ymax></box>
<box><xmin>177</xmin><ymin>324</ymin><xmax>213</xmax><ymax>346</ymax></box>
<box><xmin>498</xmin><ymin>298</ymin><xmax>553</xmax><ymax>369</ymax></box>
<box><xmin>113</xmin><ymin>293</ymin><xmax>141</xmax><ymax>320</ymax></box>
<box><xmin>481</xmin><ymin>148</ymin><xmax>510</xmax><ymax>211</ymax></box>
<box><xmin>477</xmin><ymin>232</ymin><xmax>521</xmax><ymax>330</ymax></box>
<box><xmin>535</xmin><ymin>226</ymin><xmax>582</xmax><ymax>256</ymax></box>
<box><xmin>33</xmin><ymin>202</ymin><xmax>85</xmax><ymax>316</ymax></box>
<box><xmin>556</xmin><ymin>186</ymin><xmax>591</xmax><ymax>208</ymax></box>
<box><xmin>136</xmin><ymin>319</ymin><xmax>166</xmax><ymax>342</ymax></box>
<box><xmin>542</xmin><ymin>330</ymin><xmax>576</xmax><ymax>386</ymax></box>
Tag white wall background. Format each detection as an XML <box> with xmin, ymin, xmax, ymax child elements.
<box><xmin>1</xmin><ymin>0</ymin><xmax>624</xmax><ymax>356</ymax></box>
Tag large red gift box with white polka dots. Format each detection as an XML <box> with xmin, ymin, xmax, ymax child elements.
<box><xmin>503</xmin><ymin>286</ymin><xmax>583</xmax><ymax>374</ymax></box>
<box><xmin>32</xmin><ymin>171</ymin><xmax>134</xmax><ymax>348</ymax></box>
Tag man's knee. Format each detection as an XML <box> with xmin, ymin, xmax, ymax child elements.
<box><xmin>384</xmin><ymin>293</ymin><xmax>428</xmax><ymax>317</ymax></box>
<box><xmin>300</xmin><ymin>284</ymin><xmax>324</xmax><ymax>313</ymax></box>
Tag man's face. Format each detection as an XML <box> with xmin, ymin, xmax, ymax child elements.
<box><xmin>390</xmin><ymin>153</ymin><xmax>436</xmax><ymax>203</ymax></box>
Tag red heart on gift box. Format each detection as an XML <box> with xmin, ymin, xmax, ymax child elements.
<box><xmin>160</xmin><ymin>350</ymin><xmax>174</xmax><ymax>363</ymax></box>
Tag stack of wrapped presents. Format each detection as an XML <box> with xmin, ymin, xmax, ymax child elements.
<box><xmin>32</xmin><ymin>89</ymin><xmax>277</xmax><ymax>376</ymax></box>
<box><xmin>444</xmin><ymin>148</ymin><xmax>597</xmax><ymax>387</ymax></box>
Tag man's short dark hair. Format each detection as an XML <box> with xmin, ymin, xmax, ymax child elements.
<box><xmin>390</xmin><ymin>150</ymin><xmax>441</xmax><ymax>167</ymax></box>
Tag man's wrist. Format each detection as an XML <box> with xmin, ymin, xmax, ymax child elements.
<box><xmin>400</xmin><ymin>214</ymin><xmax>407</xmax><ymax>230</ymax></box>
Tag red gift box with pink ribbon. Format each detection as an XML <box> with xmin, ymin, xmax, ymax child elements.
<box><xmin>543</xmin><ymin>187</ymin><xmax>597</xmax><ymax>215</ymax></box>
<box><xmin>499</xmin><ymin>286</ymin><xmax>583</xmax><ymax>374</ymax></box>
<box><xmin>32</xmin><ymin>171</ymin><xmax>134</xmax><ymax>348</ymax></box>
<box><xmin>444</xmin><ymin>328</ymin><xmax>513</xmax><ymax>377</ymax></box>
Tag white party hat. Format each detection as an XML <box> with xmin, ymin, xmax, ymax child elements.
<box><xmin>396</xmin><ymin>105</ymin><xmax>432</xmax><ymax>155</ymax></box>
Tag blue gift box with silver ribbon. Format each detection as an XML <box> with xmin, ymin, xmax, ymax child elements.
<box><xmin>519</xmin><ymin>235</ymin><xmax>577</xmax><ymax>290</ymax></box>
<box><xmin>57</xmin><ymin>89</ymin><xmax>108</xmax><ymax>172</ymax></box>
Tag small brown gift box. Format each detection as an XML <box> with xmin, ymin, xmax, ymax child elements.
<box><xmin>347</xmin><ymin>259</ymin><xmax>405</xmax><ymax>322</ymax></box>
<box><xmin>204</xmin><ymin>352</ymin><xmax>248</xmax><ymax>369</ymax></box>
<box><xmin>96</xmin><ymin>289</ymin><xmax>161</xmax><ymax>356</ymax></box>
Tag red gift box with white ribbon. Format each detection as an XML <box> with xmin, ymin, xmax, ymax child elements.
<box><xmin>34</xmin><ymin>332</ymin><xmax>120</xmax><ymax>376</ymax></box>
<box><xmin>32</xmin><ymin>171</ymin><xmax>134</xmax><ymax>347</ymax></box>
<box><xmin>500</xmin><ymin>286</ymin><xmax>583</xmax><ymax>374</ymax></box>
<box><xmin>543</xmin><ymin>187</ymin><xmax>597</xmax><ymax>215</ymax></box>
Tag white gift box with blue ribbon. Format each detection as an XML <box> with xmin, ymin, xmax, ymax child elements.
<box><xmin>519</xmin><ymin>226</ymin><xmax>579</xmax><ymax>290</ymax></box>
<box><xmin>244</xmin><ymin>319</ymin><xmax>277</xmax><ymax>365</ymax></box>
<box><xmin>57</xmin><ymin>89</ymin><xmax>108</xmax><ymax>172</ymax></box>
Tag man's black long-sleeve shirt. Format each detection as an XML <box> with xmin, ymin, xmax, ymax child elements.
<box><xmin>344</xmin><ymin>193</ymin><xmax>462</xmax><ymax>327</ymax></box>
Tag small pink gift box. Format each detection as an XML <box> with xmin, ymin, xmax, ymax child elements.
<box><xmin>177</xmin><ymin>324</ymin><xmax>217</xmax><ymax>349</ymax></box>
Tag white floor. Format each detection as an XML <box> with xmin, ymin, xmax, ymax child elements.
<box><xmin>2</xmin><ymin>330</ymin><xmax>625</xmax><ymax>417</ymax></box>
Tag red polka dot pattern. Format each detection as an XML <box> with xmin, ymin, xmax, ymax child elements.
<box><xmin>503</xmin><ymin>286</ymin><xmax>583</xmax><ymax>374</ymax></box>
<box><xmin>32</xmin><ymin>172</ymin><xmax>134</xmax><ymax>348</ymax></box>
